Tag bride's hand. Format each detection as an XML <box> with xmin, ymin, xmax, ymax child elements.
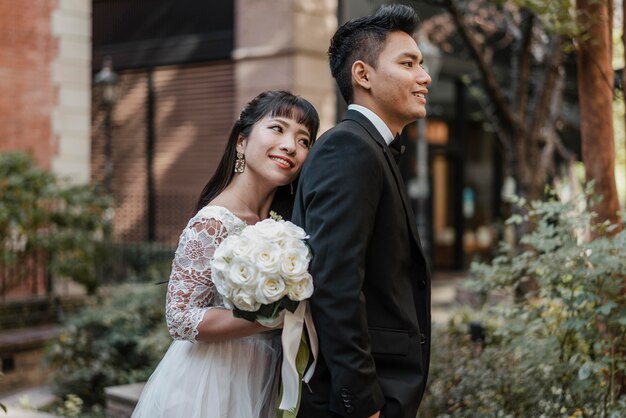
<box><xmin>256</xmin><ymin>310</ymin><xmax>285</xmax><ymax>329</ymax></box>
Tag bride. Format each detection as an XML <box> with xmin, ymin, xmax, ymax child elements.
<box><xmin>131</xmin><ymin>90</ymin><xmax>319</xmax><ymax>418</ymax></box>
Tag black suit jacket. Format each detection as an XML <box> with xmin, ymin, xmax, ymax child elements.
<box><xmin>292</xmin><ymin>110</ymin><xmax>431</xmax><ymax>418</ymax></box>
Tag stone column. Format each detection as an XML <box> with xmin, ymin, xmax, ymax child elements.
<box><xmin>51</xmin><ymin>0</ymin><xmax>92</xmax><ymax>184</ymax></box>
<box><xmin>233</xmin><ymin>0</ymin><xmax>337</xmax><ymax>134</ymax></box>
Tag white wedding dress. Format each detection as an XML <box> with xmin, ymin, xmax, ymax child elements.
<box><xmin>132</xmin><ymin>206</ymin><xmax>281</xmax><ymax>418</ymax></box>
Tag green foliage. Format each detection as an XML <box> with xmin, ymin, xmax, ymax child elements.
<box><xmin>0</xmin><ymin>151</ymin><xmax>112</xmax><ymax>293</ymax></box>
<box><xmin>497</xmin><ymin>0</ymin><xmax>581</xmax><ymax>39</ymax></box>
<box><xmin>422</xmin><ymin>188</ymin><xmax>626</xmax><ymax>417</ymax></box>
<box><xmin>45</xmin><ymin>283</ymin><xmax>170</xmax><ymax>408</ymax></box>
<box><xmin>39</xmin><ymin>393</ymin><xmax>106</xmax><ymax>418</ymax></box>
<box><xmin>99</xmin><ymin>242</ymin><xmax>174</xmax><ymax>284</ymax></box>
<box><xmin>48</xmin><ymin>394</ymin><xmax>85</xmax><ymax>418</ymax></box>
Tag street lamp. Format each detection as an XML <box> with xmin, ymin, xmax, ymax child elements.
<box><xmin>408</xmin><ymin>39</ymin><xmax>442</xmax><ymax>266</ymax></box>
<box><xmin>94</xmin><ymin>56</ymin><xmax>119</xmax><ymax>194</ymax></box>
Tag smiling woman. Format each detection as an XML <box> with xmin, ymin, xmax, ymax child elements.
<box><xmin>196</xmin><ymin>91</ymin><xmax>319</xmax><ymax>220</ymax></box>
<box><xmin>235</xmin><ymin>115</ymin><xmax>312</xmax><ymax>192</ymax></box>
<box><xmin>130</xmin><ymin>90</ymin><xmax>319</xmax><ymax>418</ymax></box>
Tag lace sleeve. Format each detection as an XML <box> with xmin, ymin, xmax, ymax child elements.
<box><xmin>165</xmin><ymin>216</ymin><xmax>229</xmax><ymax>341</ymax></box>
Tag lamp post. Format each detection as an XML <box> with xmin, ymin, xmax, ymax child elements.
<box><xmin>94</xmin><ymin>56</ymin><xmax>119</xmax><ymax>194</ymax></box>
<box><xmin>408</xmin><ymin>39</ymin><xmax>442</xmax><ymax>267</ymax></box>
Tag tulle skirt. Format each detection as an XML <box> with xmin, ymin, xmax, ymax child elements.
<box><xmin>132</xmin><ymin>332</ymin><xmax>281</xmax><ymax>418</ymax></box>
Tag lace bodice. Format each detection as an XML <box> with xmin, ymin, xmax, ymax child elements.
<box><xmin>166</xmin><ymin>206</ymin><xmax>246</xmax><ymax>341</ymax></box>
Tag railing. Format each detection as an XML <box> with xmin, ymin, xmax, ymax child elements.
<box><xmin>0</xmin><ymin>251</ymin><xmax>50</xmax><ymax>301</ymax></box>
<box><xmin>0</xmin><ymin>241</ymin><xmax>176</xmax><ymax>300</ymax></box>
<box><xmin>0</xmin><ymin>192</ymin><xmax>197</xmax><ymax>299</ymax></box>
<box><xmin>96</xmin><ymin>240</ymin><xmax>176</xmax><ymax>285</ymax></box>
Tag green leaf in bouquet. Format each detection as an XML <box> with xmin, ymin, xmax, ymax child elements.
<box><xmin>234</xmin><ymin>300</ymin><xmax>284</xmax><ymax>323</ymax></box>
<box><xmin>257</xmin><ymin>301</ymin><xmax>282</xmax><ymax>319</ymax></box>
<box><xmin>280</xmin><ymin>297</ymin><xmax>300</xmax><ymax>313</ymax></box>
<box><xmin>232</xmin><ymin>308</ymin><xmax>259</xmax><ymax>322</ymax></box>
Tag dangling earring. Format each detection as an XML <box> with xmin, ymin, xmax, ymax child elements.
<box><xmin>234</xmin><ymin>151</ymin><xmax>245</xmax><ymax>173</ymax></box>
<box><xmin>290</xmin><ymin>182</ymin><xmax>294</xmax><ymax>195</ymax></box>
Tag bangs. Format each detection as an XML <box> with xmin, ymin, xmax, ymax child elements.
<box><xmin>268</xmin><ymin>99</ymin><xmax>319</xmax><ymax>142</ymax></box>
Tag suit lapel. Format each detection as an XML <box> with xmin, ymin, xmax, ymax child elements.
<box><xmin>343</xmin><ymin>111</ymin><xmax>422</xmax><ymax>248</ymax></box>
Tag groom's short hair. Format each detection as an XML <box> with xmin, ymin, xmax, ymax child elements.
<box><xmin>328</xmin><ymin>4</ymin><xmax>419</xmax><ymax>104</ymax></box>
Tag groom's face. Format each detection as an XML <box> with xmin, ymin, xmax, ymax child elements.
<box><xmin>366</xmin><ymin>31</ymin><xmax>431</xmax><ymax>131</ymax></box>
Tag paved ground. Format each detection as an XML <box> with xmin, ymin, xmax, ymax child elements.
<box><xmin>432</xmin><ymin>270</ymin><xmax>476</xmax><ymax>325</ymax></box>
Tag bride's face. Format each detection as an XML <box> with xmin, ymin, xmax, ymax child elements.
<box><xmin>237</xmin><ymin>115</ymin><xmax>312</xmax><ymax>187</ymax></box>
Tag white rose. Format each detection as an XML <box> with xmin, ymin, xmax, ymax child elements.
<box><xmin>229</xmin><ymin>234</ymin><xmax>258</xmax><ymax>258</ymax></box>
<box><xmin>247</xmin><ymin>219</ymin><xmax>283</xmax><ymax>241</ymax></box>
<box><xmin>272</xmin><ymin>237</ymin><xmax>290</xmax><ymax>250</ymax></box>
<box><xmin>292</xmin><ymin>240</ymin><xmax>311</xmax><ymax>259</ymax></box>
<box><xmin>213</xmin><ymin>234</ymin><xmax>236</xmax><ymax>255</ymax></box>
<box><xmin>231</xmin><ymin>287</ymin><xmax>261</xmax><ymax>312</ymax></box>
<box><xmin>210</xmin><ymin>268</ymin><xmax>230</xmax><ymax>295</ymax></box>
<box><xmin>286</xmin><ymin>273</ymin><xmax>314</xmax><ymax>301</ymax></box>
<box><xmin>228</xmin><ymin>259</ymin><xmax>258</xmax><ymax>290</ymax></box>
<box><xmin>254</xmin><ymin>274</ymin><xmax>286</xmax><ymax>305</ymax></box>
<box><xmin>210</xmin><ymin>256</ymin><xmax>234</xmax><ymax>297</ymax></box>
<box><xmin>253</xmin><ymin>242</ymin><xmax>282</xmax><ymax>274</ymax></box>
<box><xmin>281</xmin><ymin>221</ymin><xmax>307</xmax><ymax>240</ymax></box>
<box><xmin>279</xmin><ymin>248</ymin><xmax>310</xmax><ymax>279</ymax></box>
<box><xmin>210</xmin><ymin>255</ymin><xmax>230</xmax><ymax>276</ymax></box>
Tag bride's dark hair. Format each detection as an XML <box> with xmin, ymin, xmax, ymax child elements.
<box><xmin>195</xmin><ymin>90</ymin><xmax>319</xmax><ymax>218</ymax></box>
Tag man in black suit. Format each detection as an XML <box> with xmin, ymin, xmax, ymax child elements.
<box><xmin>292</xmin><ymin>4</ymin><xmax>432</xmax><ymax>418</ymax></box>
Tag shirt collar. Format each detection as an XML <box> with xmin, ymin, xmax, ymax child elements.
<box><xmin>348</xmin><ymin>104</ymin><xmax>395</xmax><ymax>145</ymax></box>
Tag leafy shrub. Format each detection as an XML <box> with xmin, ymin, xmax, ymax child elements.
<box><xmin>421</xmin><ymin>189</ymin><xmax>626</xmax><ymax>417</ymax></box>
<box><xmin>98</xmin><ymin>241</ymin><xmax>174</xmax><ymax>285</ymax></box>
<box><xmin>45</xmin><ymin>283</ymin><xmax>170</xmax><ymax>408</ymax></box>
<box><xmin>0</xmin><ymin>151</ymin><xmax>112</xmax><ymax>293</ymax></box>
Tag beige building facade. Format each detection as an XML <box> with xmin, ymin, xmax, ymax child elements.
<box><xmin>234</xmin><ymin>0</ymin><xmax>336</xmax><ymax>134</ymax></box>
<box><xmin>51</xmin><ymin>0</ymin><xmax>93</xmax><ymax>184</ymax></box>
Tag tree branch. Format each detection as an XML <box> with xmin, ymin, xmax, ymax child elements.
<box><xmin>516</xmin><ymin>11</ymin><xmax>534</xmax><ymax>122</ymax></box>
<box><xmin>533</xmin><ymin>45</ymin><xmax>566</xmax><ymax>190</ymax></box>
<box><xmin>528</xmin><ymin>36</ymin><xmax>564</xmax><ymax>156</ymax></box>
<box><xmin>440</xmin><ymin>0</ymin><xmax>523</xmax><ymax>138</ymax></box>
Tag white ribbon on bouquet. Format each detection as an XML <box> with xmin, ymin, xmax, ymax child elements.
<box><xmin>278</xmin><ymin>300</ymin><xmax>318</xmax><ymax>412</ymax></box>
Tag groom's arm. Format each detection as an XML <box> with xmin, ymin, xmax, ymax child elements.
<box><xmin>294</xmin><ymin>129</ymin><xmax>385</xmax><ymax>417</ymax></box>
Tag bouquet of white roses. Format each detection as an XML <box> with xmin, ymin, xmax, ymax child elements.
<box><xmin>210</xmin><ymin>214</ymin><xmax>318</xmax><ymax>414</ymax></box>
<box><xmin>210</xmin><ymin>216</ymin><xmax>314</xmax><ymax>322</ymax></box>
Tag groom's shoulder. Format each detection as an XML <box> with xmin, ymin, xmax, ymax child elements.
<box><xmin>304</xmin><ymin>122</ymin><xmax>379</xmax><ymax>174</ymax></box>
<box><xmin>314</xmin><ymin>118</ymin><xmax>370</xmax><ymax>148</ymax></box>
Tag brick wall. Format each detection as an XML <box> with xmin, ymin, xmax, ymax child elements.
<box><xmin>91</xmin><ymin>62</ymin><xmax>236</xmax><ymax>244</ymax></box>
<box><xmin>0</xmin><ymin>0</ymin><xmax>59</xmax><ymax>169</ymax></box>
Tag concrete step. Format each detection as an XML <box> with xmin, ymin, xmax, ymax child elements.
<box><xmin>0</xmin><ymin>385</ymin><xmax>57</xmax><ymax>417</ymax></box>
<box><xmin>0</xmin><ymin>325</ymin><xmax>63</xmax><ymax>393</ymax></box>
<box><xmin>2</xmin><ymin>410</ymin><xmax>58</xmax><ymax>418</ymax></box>
<box><xmin>104</xmin><ymin>383</ymin><xmax>145</xmax><ymax>418</ymax></box>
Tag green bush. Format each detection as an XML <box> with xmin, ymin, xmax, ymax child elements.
<box><xmin>421</xmin><ymin>188</ymin><xmax>626</xmax><ymax>417</ymax></box>
<box><xmin>0</xmin><ymin>151</ymin><xmax>112</xmax><ymax>293</ymax></box>
<box><xmin>98</xmin><ymin>241</ymin><xmax>174</xmax><ymax>284</ymax></box>
<box><xmin>45</xmin><ymin>283</ymin><xmax>170</xmax><ymax>408</ymax></box>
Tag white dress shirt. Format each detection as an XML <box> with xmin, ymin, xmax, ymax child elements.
<box><xmin>348</xmin><ymin>104</ymin><xmax>395</xmax><ymax>146</ymax></box>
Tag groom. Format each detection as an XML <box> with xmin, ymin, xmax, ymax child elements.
<box><xmin>292</xmin><ymin>4</ymin><xmax>432</xmax><ymax>418</ymax></box>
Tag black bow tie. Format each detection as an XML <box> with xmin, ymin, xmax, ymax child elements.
<box><xmin>389</xmin><ymin>134</ymin><xmax>405</xmax><ymax>163</ymax></box>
